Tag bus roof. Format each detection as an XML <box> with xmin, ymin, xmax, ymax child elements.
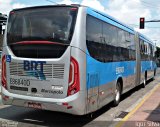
<box><xmin>87</xmin><ymin>7</ymin><xmax>135</xmax><ymax>34</ymax></box>
<box><xmin>11</xmin><ymin>4</ymin><xmax>82</xmax><ymax>11</ymax></box>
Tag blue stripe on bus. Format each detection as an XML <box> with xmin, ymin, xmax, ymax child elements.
<box><xmin>86</xmin><ymin>8</ymin><xmax>134</xmax><ymax>34</ymax></box>
<box><xmin>86</xmin><ymin>7</ymin><xmax>156</xmax><ymax>89</ymax></box>
<box><xmin>86</xmin><ymin>55</ymin><xmax>156</xmax><ymax>89</ymax></box>
<box><xmin>141</xmin><ymin>61</ymin><xmax>157</xmax><ymax>72</ymax></box>
<box><xmin>86</xmin><ymin>54</ymin><xmax>136</xmax><ymax>89</ymax></box>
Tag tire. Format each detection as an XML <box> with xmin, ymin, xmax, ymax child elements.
<box><xmin>113</xmin><ymin>82</ymin><xmax>121</xmax><ymax>106</ymax></box>
<box><xmin>154</xmin><ymin>69</ymin><xmax>156</xmax><ymax>76</ymax></box>
<box><xmin>142</xmin><ymin>73</ymin><xmax>147</xmax><ymax>88</ymax></box>
<box><xmin>152</xmin><ymin>69</ymin><xmax>156</xmax><ymax>80</ymax></box>
<box><xmin>86</xmin><ymin>113</ymin><xmax>94</xmax><ymax>119</ymax></box>
<box><xmin>154</xmin><ymin>69</ymin><xmax>156</xmax><ymax>77</ymax></box>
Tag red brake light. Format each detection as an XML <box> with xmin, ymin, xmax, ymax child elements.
<box><xmin>70</xmin><ymin>8</ymin><xmax>77</xmax><ymax>11</ymax></box>
<box><xmin>68</xmin><ymin>57</ymin><xmax>80</xmax><ymax>96</ymax></box>
<box><xmin>69</xmin><ymin>62</ymin><xmax>73</xmax><ymax>84</ymax></box>
<box><xmin>15</xmin><ymin>41</ymin><xmax>64</xmax><ymax>45</ymax></box>
<box><xmin>10</xmin><ymin>11</ymin><xmax>15</xmax><ymax>15</ymax></box>
<box><xmin>1</xmin><ymin>55</ymin><xmax>7</xmax><ymax>89</ymax></box>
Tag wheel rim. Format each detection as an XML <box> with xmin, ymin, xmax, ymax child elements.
<box><xmin>115</xmin><ymin>84</ymin><xmax>120</xmax><ymax>102</ymax></box>
<box><xmin>144</xmin><ymin>79</ymin><xmax>146</xmax><ymax>85</ymax></box>
<box><xmin>144</xmin><ymin>76</ymin><xmax>146</xmax><ymax>86</ymax></box>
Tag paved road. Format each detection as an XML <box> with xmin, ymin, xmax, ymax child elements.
<box><xmin>0</xmin><ymin>70</ymin><xmax>160</xmax><ymax>127</ymax></box>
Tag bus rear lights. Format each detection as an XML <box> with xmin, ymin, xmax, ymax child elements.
<box><xmin>15</xmin><ymin>41</ymin><xmax>60</xmax><ymax>45</ymax></box>
<box><xmin>70</xmin><ymin>8</ymin><xmax>77</xmax><ymax>11</ymax></box>
<box><xmin>68</xmin><ymin>57</ymin><xmax>80</xmax><ymax>96</ymax></box>
<box><xmin>10</xmin><ymin>11</ymin><xmax>15</xmax><ymax>15</ymax></box>
<box><xmin>1</xmin><ymin>55</ymin><xmax>7</xmax><ymax>89</ymax></box>
<box><xmin>2</xmin><ymin>96</ymin><xmax>9</xmax><ymax>101</ymax></box>
<box><xmin>70</xmin><ymin>89</ymin><xmax>77</xmax><ymax>95</ymax></box>
<box><xmin>67</xmin><ymin>106</ymin><xmax>73</xmax><ymax>109</ymax></box>
<box><xmin>62</xmin><ymin>102</ymin><xmax>68</xmax><ymax>106</ymax></box>
<box><xmin>62</xmin><ymin>103</ymin><xmax>73</xmax><ymax>109</ymax></box>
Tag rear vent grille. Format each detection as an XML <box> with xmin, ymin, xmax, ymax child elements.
<box><xmin>9</xmin><ymin>62</ymin><xmax>65</xmax><ymax>79</ymax></box>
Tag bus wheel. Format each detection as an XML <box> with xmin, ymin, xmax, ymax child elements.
<box><xmin>86</xmin><ymin>113</ymin><xmax>94</xmax><ymax>119</ymax></box>
<box><xmin>113</xmin><ymin>82</ymin><xmax>121</xmax><ymax>106</ymax></box>
<box><xmin>154</xmin><ymin>69</ymin><xmax>156</xmax><ymax>76</ymax></box>
<box><xmin>153</xmin><ymin>69</ymin><xmax>156</xmax><ymax>78</ymax></box>
<box><xmin>142</xmin><ymin>72</ymin><xmax>147</xmax><ymax>88</ymax></box>
<box><xmin>151</xmin><ymin>69</ymin><xmax>156</xmax><ymax>81</ymax></box>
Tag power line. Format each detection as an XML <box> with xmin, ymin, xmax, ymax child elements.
<box><xmin>45</xmin><ymin>0</ymin><xmax>58</xmax><ymax>5</ymax></box>
<box><xmin>140</xmin><ymin>0</ymin><xmax>160</xmax><ymax>8</ymax></box>
<box><xmin>145</xmin><ymin>20</ymin><xmax>160</xmax><ymax>23</ymax></box>
<box><xmin>128</xmin><ymin>24</ymin><xmax>160</xmax><ymax>28</ymax></box>
<box><xmin>141</xmin><ymin>3</ymin><xmax>160</xmax><ymax>9</ymax></box>
<box><xmin>136</xmin><ymin>0</ymin><xmax>160</xmax><ymax>9</ymax></box>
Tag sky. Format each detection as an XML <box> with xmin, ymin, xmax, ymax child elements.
<box><xmin>0</xmin><ymin>0</ymin><xmax>160</xmax><ymax>46</ymax></box>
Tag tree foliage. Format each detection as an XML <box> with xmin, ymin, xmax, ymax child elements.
<box><xmin>155</xmin><ymin>46</ymin><xmax>160</xmax><ymax>58</ymax></box>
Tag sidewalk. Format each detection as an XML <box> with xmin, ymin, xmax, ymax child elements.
<box><xmin>117</xmin><ymin>84</ymin><xmax>160</xmax><ymax>127</ymax></box>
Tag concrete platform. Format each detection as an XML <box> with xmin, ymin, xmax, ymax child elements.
<box><xmin>116</xmin><ymin>83</ymin><xmax>160</xmax><ymax>127</ymax></box>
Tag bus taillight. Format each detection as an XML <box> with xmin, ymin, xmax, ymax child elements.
<box><xmin>68</xmin><ymin>57</ymin><xmax>80</xmax><ymax>96</ymax></box>
<box><xmin>1</xmin><ymin>55</ymin><xmax>7</xmax><ymax>89</ymax></box>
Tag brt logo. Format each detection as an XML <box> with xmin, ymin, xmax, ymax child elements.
<box><xmin>24</xmin><ymin>60</ymin><xmax>46</xmax><ymax>80</ymax></box>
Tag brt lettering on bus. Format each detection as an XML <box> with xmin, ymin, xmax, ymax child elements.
<box><xmin>23</xmin><ymin>60</ymin><xmax>46</xmax><ymax>80</ymax></box>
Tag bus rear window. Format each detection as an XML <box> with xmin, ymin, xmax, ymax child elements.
<box><xmin>7</xmin><ymin>7</ymin><xmax>78</xmax><ymax>45</ymax></box>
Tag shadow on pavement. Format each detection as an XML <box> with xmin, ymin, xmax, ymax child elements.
<box><xmin>145</xmin><ymin>100</ymin><xmax>160</xmax><ymax>123</ymax></box>
<box><xmin>0</xmin><ymin>104</ymin><xmax>114</xmax><ymax>127</ymax></box>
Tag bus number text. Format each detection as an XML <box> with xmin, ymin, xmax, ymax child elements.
<box><xmin>10</xmin><ymin>78</ymin><xmax>30</xmax><ymax>86</ymax></box>
<box><xmin>116</xmin><ymin>67</ymin><xmax>124</xmax><ymax>74</ymax></box>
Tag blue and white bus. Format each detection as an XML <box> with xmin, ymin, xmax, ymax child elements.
<box><xmin>1</xmin><ymin>4</ymin><xmax>157</xmax><ymax>115</ymax></box>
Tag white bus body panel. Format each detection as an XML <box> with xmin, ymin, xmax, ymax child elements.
<box><xmin>2</xmin><ymin>7</ymin><xmax>87</xmax><ymax>115</ymax></box>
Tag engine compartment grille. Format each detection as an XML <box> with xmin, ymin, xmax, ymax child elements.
<box><xmin>9</xmin><ymin>62</ymin><xmax>65</xmax><ymax>79</ymax></box>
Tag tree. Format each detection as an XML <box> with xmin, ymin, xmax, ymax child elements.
<box><xmin>155</xmin><ymin>46</ymin><xmax>160</xmax><ymax>58</ymax></box>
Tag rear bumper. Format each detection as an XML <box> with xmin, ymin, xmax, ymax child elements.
<box><xmin>1</xmin><ymin>87</ymin><xmax>86</xmax><ymax>115</ymax></box>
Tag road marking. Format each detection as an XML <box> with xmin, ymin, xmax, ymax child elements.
<box><xmin>115</xmin><ymin>83</ymin><xmax>160</xmax><ymax>127</ymax></box>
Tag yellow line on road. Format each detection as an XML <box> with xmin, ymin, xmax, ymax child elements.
<box><xmin>115</xmin><ymin>83</ymin><xmax>160</xmax><ymax>127</ymax></box>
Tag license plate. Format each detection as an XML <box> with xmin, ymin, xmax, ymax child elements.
<box><xmin>10</xmin><ymin>86</ymin><xmax>28</xmax><ymax>91</ymax></box>
<box><xmin>28</xmin><ymin>102</ymin><xmax>42</xmax><ymax>109</ymax></box>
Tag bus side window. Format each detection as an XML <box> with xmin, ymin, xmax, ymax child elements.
<box><xmin>86</xmin><ymin>15</ymin><xmax>103</xmax><ymax>62</ymax></box>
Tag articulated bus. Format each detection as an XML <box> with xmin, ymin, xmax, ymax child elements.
<box><xmin>1</xmin><ymin>5</ymin><xmax>157</xmax><ymax>115</ymax></box>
